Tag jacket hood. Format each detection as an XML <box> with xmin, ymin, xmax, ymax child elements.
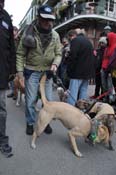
<box><xmin>104</xmin><ymin>32</ymin><xmax>116</xmax><ymax>58</ymax></box>
<box><xmin>107</xmin><ymin>32</ymin><xmax>116</xmax><ymax>47</ymax></box>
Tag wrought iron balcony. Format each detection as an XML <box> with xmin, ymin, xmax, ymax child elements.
<box><xmin>53</xmin><ymin>0</ymin><xmax>116</xmax><ymax>27</ymax></box>
<box><xmin>19</xmin><ymin>0</ymin><xmax>116</xmax><ymax>32</ymax></box>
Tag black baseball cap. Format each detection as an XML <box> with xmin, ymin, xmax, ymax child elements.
<box><xmin>38</xmin><ymin>5</ymin><xmax>55</xmax><ymax>20</ymax></box>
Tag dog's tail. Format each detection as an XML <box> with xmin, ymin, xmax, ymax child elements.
<box><xmin>40</xmin><ymin>73</ymin><xmax>48</xmax><ymax>105</ymax></box>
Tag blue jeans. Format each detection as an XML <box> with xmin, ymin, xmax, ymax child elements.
<box><xmin>67</xmin><ymin>79</ymin><xmax>88</xmax><ymax>106</ymax></box>
<box><xmin>25</xmin><ymin>70</ymin><xmax>53</xmax><ymax>125</ymax></box>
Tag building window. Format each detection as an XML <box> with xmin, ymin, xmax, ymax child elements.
<box><xmin>109</xmin><ymin>0</ymin><xmax>114</xmax><ymax>11</ymax></box>
<box><xmin>105</xmin><ymin>0</ymin><xmax>114</xmax><ymax>11</ymax></box>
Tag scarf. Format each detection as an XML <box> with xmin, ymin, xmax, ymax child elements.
<box><xmin>36</xmin><ymin>22</ymin><xmax>52</xmax><ymax>53</ymax></box>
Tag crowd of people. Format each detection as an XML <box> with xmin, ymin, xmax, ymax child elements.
<box><xmin>91</xmin><ymin>26</ymin><xmax>116</xmax><ymax>104</ymax></box>
<box><xmin>0</xmin><ymin>0</ymin><xmax>116</xmax><ymax>158</ymax></box>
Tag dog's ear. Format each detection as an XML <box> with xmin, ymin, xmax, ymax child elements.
<box><xmin>76</xmin><ymin>99</ymin><xmax>87</xmax><ymax>109</ymax></box>
<box><xmin>98</xmin><ymin>125</ymin><xmax>109</xmax><ymax>143</ymax></box>
<box><xmin>102</xmin><ymin>126</ymin><xmax>109</xmax><ymax>144</ymax></box>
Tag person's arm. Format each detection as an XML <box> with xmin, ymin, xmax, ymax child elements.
<box><xmin>51</xmin><ymin>33</ymin><xmax>62</xmax><ymax>72</ymax></box>
<box><xmin>9</xmin><ymin>19</ymin><xmax>16</xmax><ymax>75</ymax></box>
<box><xmin>16</xmin><ymin>35</ymin><xmax>27</xmax><ymax>78</ymax></box>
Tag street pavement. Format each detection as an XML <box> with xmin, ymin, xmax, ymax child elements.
<box><xmin>0</xmin><ymin>85</ymin><xmax>116</xmax><ymax>175</ymax></box>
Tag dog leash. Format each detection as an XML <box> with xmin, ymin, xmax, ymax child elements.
<box><xmin>53</xmin><ymin>73</ymin><xmax>116</xmax><ymax>110</ymax></box>
<box><xmin>55</xmin><ymin>75</ymin><xmax>98</xmax><ymax>115</ymax></box>
<box><xmin>84</xmin><ymin>100</ymin><xmax>97</xmax><ymax>114</ymax></box>
<box><xmin>95</xmin><ymin>86</ymin><xmax>116</xmax><ymax>100</ymax></box>
<box><xmin>54</xmin><ymin>74</ymin><xmax>77</xmax><ymax>103</ymax></box>
<box><xmin>40</xmin><ymin>71</ymin><xmax>76</xmax><ymax>103</ymax></box>
<box><xmin>85</xmin><ymin>86</ymin><xmax>116</xmax><ymax>114</ymax></box>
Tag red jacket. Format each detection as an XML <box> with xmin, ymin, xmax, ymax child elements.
<box><xmin>102</xmin><ymin>32</ymin><xmax>116</xmax><ymax>69</ymax></box>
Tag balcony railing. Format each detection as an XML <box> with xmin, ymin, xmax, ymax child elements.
<box><xmin>19</xmin><ymin>0</ymin><xmax>116</xmax><ymax>31</ymax></box>
<box><xmin>54</xmin><ymin>0</ymin><xmax>116</xmax><ymax>27</ymax></box>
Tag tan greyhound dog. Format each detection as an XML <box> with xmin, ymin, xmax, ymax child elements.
<box><xmin>31</xmin><ymin>73</ymin><xmax>109</xmax><ymax>157</ymax></box>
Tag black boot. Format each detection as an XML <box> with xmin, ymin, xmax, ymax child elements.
<box><xmin>7</xmin><ymin>93</ymin><xmax>14</xmax><ymax>98</ymax></box>
<box><xmin>44</xmin><ymin>124</ymin><xmax>52</xmax><ymax>134</ymax></box>
<box><xmin>26</xmin><ymin>124</ymin><xmax>34</xmax><ymax>135</ymax></box>
<box><xmin>0</xmin><ymin>136</ymin><xmax>13</xmax><ymax>158</ymax></box>
<box><xmin>0</xmin><ymin>143</ymin><xmax>13</xmax><ymax>158</ymax></box>
<box><xmin>13</xmin><ymin>96</ymin><xmax>17</xmax><ymax>100</ymax></box>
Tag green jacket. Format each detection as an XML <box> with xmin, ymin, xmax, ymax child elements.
<box><xmin>16</xmin><ymin>26</ymin><xmax>62</xmax><ymax>72</ymax></box>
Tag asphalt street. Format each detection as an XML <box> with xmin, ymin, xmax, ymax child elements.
<box><xmin>0</xmin><ymin>85</ymin><xmax>116</xmax><ymax>175</ymax></box>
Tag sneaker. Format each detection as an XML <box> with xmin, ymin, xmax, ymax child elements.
<box><xmin>44</xmin><ymin>124</ymin><xmax>52</xmax><ymax>134</ymax></box>
<box><xmin>7</xmin><ymin>93</ymin><xmax>14</xmax><ymax>98</ymax></box>
<box><xmin>0</xmin><ymin>143</ymin><xmax>13</xmax><ymax>158</ymax></box>
<box><xmin>26</xmin><ymin>124</ymin><xmax>34</xmax><ymax>135</ymax></box>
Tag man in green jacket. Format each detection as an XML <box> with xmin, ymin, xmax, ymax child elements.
<box><xmin>16</xmin><ymin>5</ymin><xmax>62</xmax><ymax>135</ymax></box>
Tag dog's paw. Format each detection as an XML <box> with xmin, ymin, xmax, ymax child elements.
<box><xmin>31</xmin><ymin>143</ymin><xmax>36</xmax><ymax>149</ymax></box>
<box><xmin>75</xmin><ymin>151</ymin><xmax>83</xmax><ymax>158</ymax></box>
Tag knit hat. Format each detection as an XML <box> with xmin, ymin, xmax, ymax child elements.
<box><xmin>38</xmin><ymin>5</ymin><xmax>55</xmax><ymax>20</ymax></box>
<box><xmin>99</xmin><ymin>37</ymin><xmax>107</xmax><ymax>44</ymax></box>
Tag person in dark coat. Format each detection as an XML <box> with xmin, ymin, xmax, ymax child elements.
<box><xmin>90</xmin><ymin>36</ymin><xmax>107</xmax><ymax>98</ymax></box>
<box><xmin>101</xmin><ymin>32</ymin><xmax>116</xmax><ymax>103</ymax></box>
<box><xmin>0</xmin><ymin>0</ymin><xmax>16</xmax><ymax>157</ymax></box>
<box><xmin>7</xmin><ymin>26</ymin><xmax>19</xmax><ymax>99</ymax></box>
<box><xmin>67</xmin><ymin>29</ymin><xmax>95</xmax><ymax>106</ymax></box>
<box><xmin>58</xmin><ymin>37</ymin><xmax>70</xmax><ymax>89</ymax></box>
